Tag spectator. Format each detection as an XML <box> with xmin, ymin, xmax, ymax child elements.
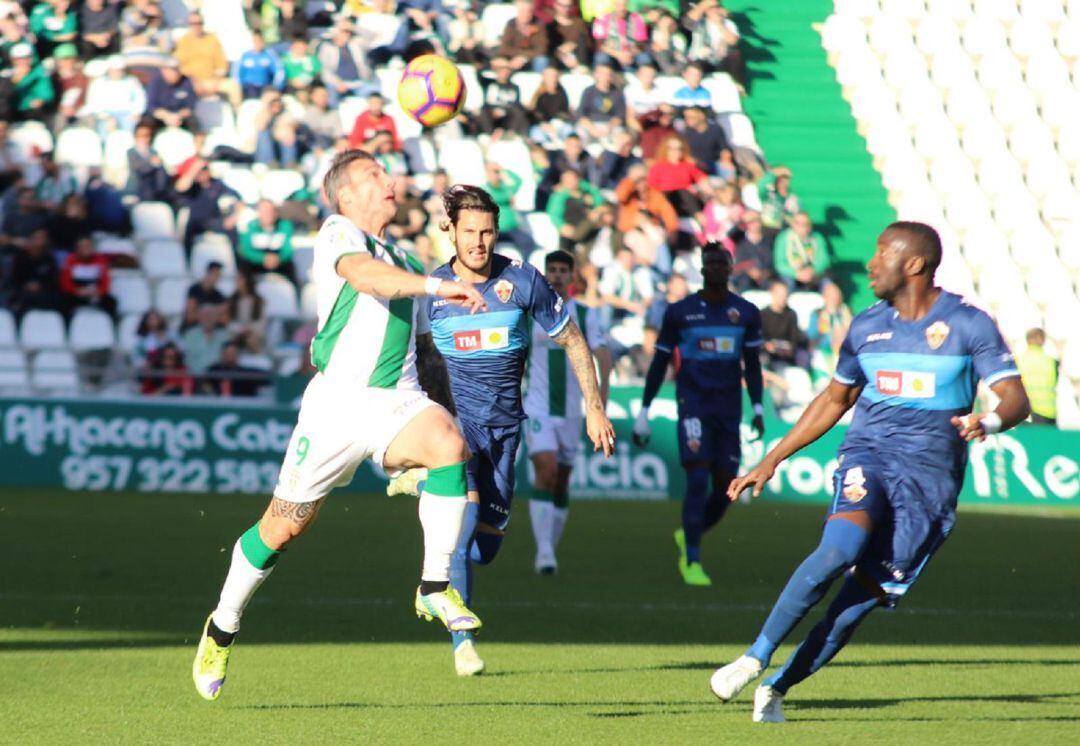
<box><xmin>475</xmin><ymin>57</ymin><xmax>529</xmax><ymax>137</ymax></box>
<box><xmin>760</xmin><ymin>278</ymin><xmax>809</xmax><ymax>372</ymax></box>
<box><xmin>10</xmin><ymin>43</ymin><xmax>54</xmax><ymax>118</ymax></box>
<box><xmin>202</xmin><ymin>340</ymin><xmax>271</xmax><ymax>396</ymax></box>
<box><xmin>367</xmin><ymin>130</ymin><xmax>408</xmax><ymax>177</ymax></box>
<box><xmin>261</xmin><ymin>0</ymin><xmax>308</xmax><ymax>49</ymax></box>
<box><xmin>34</xmin><ymin>151</ymin><xmax>77</xmax><ymax>210</ymax></box>
<box><xmin>227</xmin><ymin>272</ymin><xmax>267</xmax><ymax>353</ymax></box>
<box><xmin>144</xmin><ymin>59</ymin><xmax>197</xmax><ymax>130</ymax></box>
<box><xmin>546</xmin><ymin>168</ymin><xmax>606</xmax><ymax>252</ymax></box>
<box><xmin>539</xmin><ymin>132</ymin><xmax>596</xmax><ymax>197</ymax></box>
<box><xmin>806</xmin><ymin>280</ymin><xmax>852</xmax><ymax>379</ymax></box>
<box><xmin>347</xmin><ymin>92</ymin><xmax>400</xmax><ymax>151</ymax></box>
<box><xmin>79</xmin><ymin>0</ymin><xmax>120</xmax><ymax>58</ymax></box>
<box><xmin>1</xmin><ymin>188</ymin><xmax>49</xmax><ymax>243</ymax></box>
<box><xmin>133</xmin><ymin>309</ymin><xmax>179</xmax><ymax>367</ymax></box>
<box><xmin>175</xmin><ymin>12</ymin><xmax>238</xmax><ymax>105</ymax></box>
<box><xmin>254</xmin><ymin>89</ymin><xmax>300</xmax><ymax>167</ymax></box>
<box><xmin>175</xmin><ymin>156</ymin><xmax>240</xmax><ymax>256</ymax></box>
<box><xmin>48</xmin><ymin>194</ymin><xmax>91</xmax><ymax>253</ymax></box>
<box><xmin>596</xmin><ymin>128</ymin><xmax>642</xmax><ymax>190</ymax></box>
<box><xmin>359</xmin><ymin>0</ymin><xmax>411</xmax><ymax>67</ymax></box>
<box><xmin>592</xmin><ymin>0</ymin><xmax>647</xmax><ymax>71</ymax></box>
<box><xmin>699</xmin><ymin>181</ymin><xmax>743</xmax><ymax>245</ymax></box>
<box><xmin>301</xmin><ymin>85</ymin><xmax>343</xmax><ymax>152</ymax></box>
<box><xmin>732</xmin><ymin>211</ymin><xmax>774</xmax><ymax>291</ymax></box>
<box><xmin>141</xmin><ymin>343</ymin><xmax>192</xmax><ymax>396</ymax></box>
<box><xmin>50</xmin><ymin>43</ymin><xmax>88</xmax><ymax>129</ymax></box>
<box><xmin>318</xmin><ymin>17</ymin><xmax>372</xmax><ymax>101</ymax></box>
<box><xmin>672</xmin><ymin>62</ymin><xmax>712</xmax><ymax>111</ymax></box>
<box><xmin>498</xmin><ymin>0</ymin><xmax>550</xmax><ymax>73</ymax></box>
<box><xmin>576</xmin><ymin>62</ymin><xmax>626</xmax><ymax>143</ymax></box>
<box><xmin>124</xmin><ymin>122</ymin><xmax>170</xmax><ymax>200</ymax></box>
<box><xmin>183</xmin><ymin>261</ymin><xmax>227</xmax><ymax>331</ymax></box>
<box><xmin>758</xmin><ymin>165</ymin><xmax>799</xmax><ymax>238</ymax></box>
<box><xmin>83</xmin><ymin>56</ymin><xmax>146</xmax><ymax>135</ymax></box>
<box><xmin>484</xmin><ymin>161</ymin><xmax>536</xmax><ymax>256</ymax></box>
<box><xmin>773</xmin><ymin>211</ymin><xmax>830</xmax><ymax>290</ymax></box>
<box><xmin>28</xmin><ymin>0</ymin><xmax>78</xmax><ymax>58</ymax></box>
<box><xmin>397</xmin><ymin>0</ymin><xmax>450</xmax><ymax>43</ymax></box>
<box><xmin>615</xmin><ymin>162</ymin><xmax>678</xmax><ymax>245</ymax></box>
<box><xmin>648</xmin><ymin>11</ymin><xmax>688</xmax><ymax>76</ymax></box>
<box><xmin>387</xmin><ymin>176</ymin><xmax>427</xmax><ymax>246</ymax></box>
<box><xmin>8</xmin><ymin>229</ymin><xmax>60</xmax><ymax>316</ymax></box>
<box><xmin>1017</xmin><ymin>327</ymin><xmax>1058</xmax><ymax>426</ymax></box>
<box><xmin>599</xmin><ymin>244</ymin><xmax>654</xmax><ymax>357</ymax></box>
<box><xmin>181</xmin><ymin>303</ymin><xmax>230</xmax><ymax>376</ymax></box>
<box><xmin>647</xmin><ymin>133</ymin><xmax>713</xmax><ymax>219</ymax></box>
<box><xmin>59</xmin><ymin>236</ymin><xmax>118</xmax><ymax>319</ymax></box>
<box><xmin>281</xmin><ymin>36</ymin><xmax>320</xmax><ymax>93</ymax></box>
<box><xmin>638</xmin><ymin>103</ymin><xmax>677</xmax><ymax>160</ymax></box>
<box><xmin>547</xmin><ymin>0</ymin><xmax>592</xmax><ymax>71</ymax></box>
<box><xmin>239</xmin><ymin>199</ymin><xmax>296</xmax><ymax>283</ymax></box>
<box><xmin>527</xmin><ymin>65</ymin><xmax>573</xmax><ymax>145</ymax></box>
<box><xmin>84</xmin><ymin>172</ymin><xmax>130</xmax><ymax>236</ymax></box>
<box><xmin>680</xmin><ymin>105</ymin><xmax>731</xmax><ymax>176</ymax></box>
<box><xmin>625</xmin><ymin>61</ymin><xmax>666</xmax><ymax>131</ymax></box>
<box><xmin>644</xmin><ymin>272</ymin><xmax>688</xmax><ymax>356</ymax></box>
<box><xmin>448</xmin><ymin>0</ymin><xmax>487</xmax><ymax>66</ymax></box>
<box><xmin>236</xmin><ymin>31</ymin><xmax>283</xmax><ymax>99</ymax></box>
<box><xmin>684</xmin><ymin>0</ymin><xmax>745</xmax><ymax>87</ymax></box>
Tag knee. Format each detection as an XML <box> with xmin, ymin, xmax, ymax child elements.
<box><xmin>429</xmin><ymin>422</ymin><xmax>469</xmax><ymax>467</ymax></box>
<box><xmin>807</xmin><ymin>544</ymin><xmax>857</xmax><ymax>582</ymax></box>
<box><xmin>259</xmin><ymin>516</ymin><xmax>305</xmax><ymax>550</ymax></box>
<box><xmin>471</xmin><ymin>532</ymin><xmax>503</xmax><ymax>565</ymax></box>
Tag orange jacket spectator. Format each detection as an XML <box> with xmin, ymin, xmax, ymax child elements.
<box><xmin>615</xmin><ymin>172</ymin><xmax>679</xmax><ymax>234</ymax></box>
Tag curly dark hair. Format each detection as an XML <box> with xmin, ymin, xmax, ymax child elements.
<box><xmin>439</xmin><ymin>184</ymin><xmax>500</xmax><ymax>231</ymax></box>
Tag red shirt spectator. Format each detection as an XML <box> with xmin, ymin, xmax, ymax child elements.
<box><xmin>347</xmin><ymin>93</ymin><xmax>401</xmax><ymax>151</ymax></box>
<box><xmin>60</xmin><ymin>237</ymin><xmax>118</xmax><ymax>318</ymax></box>
<box><xmin>647</xmin><ymin>159</ymin><xmax>708</xmax><ymax>192</ymax></box>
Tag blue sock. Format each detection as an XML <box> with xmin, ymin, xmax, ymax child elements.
<box><xmin>450</xmin><ymin>502</ymin><xmax>478</xmax><ymax>650</ymax></box>
<box><xmin>765</xmin><ymin>576</ymin><xmax>879</xmax><ymax>694</ymax></box>
<box><xmin>682</xmin><ymin>467</ymin><xmax>710</xmax><ymax>563</ymax></box>
<box><xmin>747</xmin><ymin>517</ymin><xmax>869</xmax><ymax>666</ymax></box>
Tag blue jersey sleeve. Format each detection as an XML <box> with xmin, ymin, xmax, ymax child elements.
<box><xmin>967</xmin><ymin>308</ymin><xmax>1020</xmax><ymax>387</ymax></box>
<box><xmin>528</xmin><ymin>266</ymin><xmax>570</xmax><ymax>336</ymax></box>
<box><xmin>743</xmin><ymin>304</ymin><xmax>763</xmax><ymax>349</ymax></box>
<box><xmin>655</xmin><ymin>305</ymin><xmax>679</xmax><ymax>354</ymax></box>
<box><xmin>834</xmin><ymin>330</ymin><xmax>867</xmax><ymax>388</ymax></box>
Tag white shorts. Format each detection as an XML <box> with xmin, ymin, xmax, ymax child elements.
<box><xmin>274</xmin><ymin>374</ymin><xmax>437</xmax><ymax>504</ymax></box>
<box><xmin>524</xmin><ymin>414</ymin><xmax>582</xmax><ymax>466</ymax></box>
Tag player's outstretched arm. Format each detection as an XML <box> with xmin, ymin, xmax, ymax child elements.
<box><xmin>554</xmin><ymin>320</ymin><xmax>615</xmax><ymax>457</ymax></box>
<box><xmin>728</xmin><ymin>379</ymin><xmax>861</xmax><ymax>500</ymax></box>
<box><xmin>594</xmin><ymin>345</ymin><xmax>613</xmax><ymax>407</ymax></box>
<box><xmin>415</xmin><ymin>332</ymin><xmax>457</xmax><ymax>416</ymax></box>
<box><xmin>951</xmin><ymin>377</ymin><xmax>1030</xmax><ymax>442</ymax></box>
<box><xmin>336</xmin><ymin>254</ymin><xmax>487</xmax><ymax>312</ymax></box>
<box><xmin>632</xmin><ymin>348</ymin><xmax>672</xmax><ymax>447</ymax></box>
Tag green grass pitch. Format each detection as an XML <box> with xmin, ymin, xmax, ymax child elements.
<box><xmin>3</xmin><ymin>489</ymin><xmax>1079</xmax><ymax>744</ymax></box>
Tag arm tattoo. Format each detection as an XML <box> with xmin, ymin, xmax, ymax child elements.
<box><xmin>268</xmin><ymin>497</ymin><xmax>322</xmax><ymax>526</ymax></box>
<box><xmin>415</xmin><ymin>333</ymin><xmax>457</xmax><ymax>415</ymax></box>
<box><xmin>554</xmin><ymin>320</ymin><xmax>604</xmax><ymax>414</ymax></box>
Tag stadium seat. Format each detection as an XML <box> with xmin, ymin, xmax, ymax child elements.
<box><xmin>292</xmin><ymin>235</ymin><xmax>316</xmax><ymax>285</ymax></box>
<box><xmin>277</xmin><ymin>354</ymin><xmax>302</xmax><ymax>377</ymax></box>
<box><xmin>103</xmin><ymin>130</ymin><xmax>135</xmax><ymax>190</ymax></box>
<box><xmin>54</xmin><ymin>127</ymin><xmax>103</xmax><ymax>170</ymax></box>
<box><xmin>31</xmin><ymin>350</ymin><xmax>80</xmax><ymax>395</ymax></box>
<box><xmin>111</xmin><ymin>275</ymin><xmax>153</xmax><ymax>316</ymax></box>
<box><xmin>221</xmin><ymin>167</ymin><xmax>261</xmax><ymax>205</ymax></box>
<box><xmin>788</xmin><ymin>292</ymin><xmax>825</xmax><ymax>332</ymax></box>
<box><xmin>195</xmin><ymin>97</ymin><xmax>236</xmax><ymax>133</ymax></box>
<box><xmin>300</xmin><ymin>282</ymin><xmax>318</xmax><ymax>321</ymax></box>
<box><xmin>152</xmin><ymin>127</ymin><xmax>196</xmax><ymax>173</ymax></box>
<box><xmin>0</xmin><ymin>309</ymin><xmax>16</xmax><ymax>347</ymax></box>
<box><xmin>973</xmin><ymin>0</ymin><xmax>1021</xmax><ymax>22</ymax></box>
<box><xmin>456</xmin><ymin>65</ymin><xmax>485</xmax><ymax>113</ymax></box>
<box><xmin>141</xmin><ymin>240</ymin><xmax>188</xmax><ymax>279</ymax></box>
<box><xmin>238</xmin><ymin>353</ymin><xmax>274</xmax><ymax>371</ymax></box>
<box><xmin>154</xmin><ymin>277</ymin><xmax>191</xmax><ymax>317</ymax></box>
<box><xmin>190</xmin><ymin>235</ymin><xmax>237</xmax><ymax>278</ymax></box>
<box><xmin>256</xmin><ymin>277</ymin><xmax>299</xmax><ymax>319</ymax></box>
<box><xmin>337</xmin><ymin>96</ymin><xmax>367</xmax><ymax>132</ymax></box>
<box><xmin>558</xmin><ymin>72</ymin><xmax>594</xmax><ymax>112</ymax></box>
<box><xmin>260</xmin><ymin>169</ymin><xmax>306</xmax><ymax>203</ymax></box>
<box><xmin>19</xmin><ymin>310</ymin><xmax>67</xmax><ymax>351</ymax></box>
<box><xmin>439</xmin><ymin>139</ymin><xmax>486</xmax><ymax>186</ymax></box>
<box><xmin>495</xmin><ymin>245</ymin><xmax>523</xmax><ymax>263</ymax></box>
<box><xmin>117</xmin><ymin>313</ymin><xmax>143</xmax><ymax>354</ymax></box>
<box><xmin>69</xmin><ymin>309</ymin><xmax>117</xmax><ymax>352</ymax></box>
<box><xmin>702</xmin><ymin>74</ymin><xmax>741</xmax><ymax>114</ymax></box>
<box><xmin>781</xmin><ymin>366</ymin><xmax>815</xmax><ymax>407</ymax></box>
<box><xmin>402</xmin><ymin>136</ymin><xmax>438</xmax><ymax>174</ymax></box>
<box><xmin>525</xmin><ymin>212</ymin><xmax>560</xmax><ymax>253</ymax></box>
<box><xmin>7</xmin><ymin>121</ymin><xmax>53</xmax><ymax>162</ymax></box>
<box><xmin>719</xmin><ymin>113</ymin><xmax>762</xmax><ymax>154</ymax></box>
<box><xmin>132</xmin><ymin>202</ymin><xmax>176</xmax><ymax>241</ymax></box>
<box><xmin>235</xmin><ymin>99</ymin><xmax>265</xmax><ymax>152</ymax></box>
<box><xmin>742</xmin><ymin>289</ymin><xmax>770</xmax><ymax>310</ymax></box>
<box><xmin>0</xmin><ymin>349</ymin><xmax>29</xmax><ymax>392</ymax></box>
<box><xmin>510</xmin><ymin>71</ymin><xmax>542</xmax><ymax>106</ymax></box>
<box><xmin>480</xmin><ymin>3</ymin><xmax>516</xmax><ymax>48</ymax></box>
<box><xmin>925</xmin><ymin>0</ymin><xmax>975</xmax><ymax>20</ymax></box>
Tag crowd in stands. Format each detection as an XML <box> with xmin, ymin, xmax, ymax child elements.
<box><xmin>0</xmin><ymin>0</ymin><xmax>898</xmax><ymax>419</ymax></box>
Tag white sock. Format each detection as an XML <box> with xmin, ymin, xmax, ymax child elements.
<box><xmin>550</xmin><ymin>506</ymin><xmax>569</xmax><ymax>551</ymax></box>
<box><xmin>212</xmin><ymin>540</ymin><xmax>274</xmax><ymax>633</ymax></box>
<box><xmin>418</xmin><ymin>492</ymin><xmax>467</xmax><ymax>582</ymax></box>
<box><xmin>529</xmin><ymin>499</ymin><xmax>554</xmax><ymax>558</ymax></box>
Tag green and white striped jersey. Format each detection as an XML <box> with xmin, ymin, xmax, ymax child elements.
<box><xmin>524</xmin><ymin>298</ymin><xmax>605</xmax><ymax>420</ymax></box>
<box><xmin>309</xmin><ymin>215</ymin><xmax>425</xmax><ymax>390</ymax></box>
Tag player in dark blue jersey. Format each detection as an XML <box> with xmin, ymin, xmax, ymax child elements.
<box><xmin>403</xmin><ymin>185</ymin><xmax>615</xmax><ymax>676</ymax></box>
<box><xmin>633</xmin><ymin>244</ymin><xmax>765</xmax><ymax>586</ymax></box>
<box><xmin>710</xmin><ymin>221</ymin><xmax>1030</xmax><ymax>723</ymax></box>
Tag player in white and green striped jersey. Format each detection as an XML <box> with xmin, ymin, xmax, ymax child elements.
<box><xmin>192</xmin><ymin>150</ymin><xmax>490</xmax><ymax>701</ymax></box>
<box><xmin>524</xmin><ymin>250</ymin><xmax>613</xmax><ymax>574</ymax></box>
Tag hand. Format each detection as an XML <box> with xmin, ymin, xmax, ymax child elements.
<box><xmin>436</xmin><ymin>280</ymin><xmax>488</xmax><ymax>314</ymax></box>
<box><xmin>586</xmin><ymin>408</ymin><xmax>616</xmax><ymax>457</ymax></box>
<box><xmin>951</xmin><ymin>413</ymin><xmax>992</xmax><ymax>442</ymax></box>
<box><xmin>631</xmin><ymin>408</ymin><xmax>651</xmax><ymax>447</ymax></box>
<box><xmin>727</xmin><ymin>457</ymin><xmax>778</xmax><ymax>501</ymax></box>
<box><xmin>264</xmin><ymin>253</ymin><xmax>281</xmax><ymax>270</ymax></box>
<box><xmin>750</xmin><ymin>414</ymin><xmax>764</xmax><ymax>441</ymax></box>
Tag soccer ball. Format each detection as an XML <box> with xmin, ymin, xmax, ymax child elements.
<box><xmin>397</xmin><ymin>54</ymin><xmax>467</xmax><ymax>128</ymax></box>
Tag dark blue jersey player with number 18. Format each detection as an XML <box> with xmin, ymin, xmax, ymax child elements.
<box><xmin>634</xmin><ymin>243</ymin><xmax>765</xmax><ymax>587</ymax></box>
<box><xmin>709</xmin><ymin>221</ymin><xmax>1030</xmax><ymax>724</ymax></box>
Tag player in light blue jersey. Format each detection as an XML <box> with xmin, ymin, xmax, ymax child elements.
<box><xmin>403</xmin><ymin>185</ymin><xmax>616</xmax><ymax>676</ymax></box>
<box><xmin>710</xmin><ymin>221</ymin><xmax>1030</xmax><ymax>723</ymax></box>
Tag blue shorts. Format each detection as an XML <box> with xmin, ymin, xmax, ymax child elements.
<box><xmin>677</xmin><ymin>411</ymin><xmax>741</xmax><ymax>469</ymax></box>
<box><xmin>460</xmin><ymin>418</ymin><xmax>521</xmax><ymax>532</ymax></box>
<box><xmin>830</xmin><ymin>448</ymin><xmax>959</xmax><ymax>607</ymax></box>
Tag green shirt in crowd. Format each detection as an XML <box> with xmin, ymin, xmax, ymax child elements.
<box><xmin>239</xmin><ymin>218</ymin><xmax>295</xmax><ymax>265</ymax></box>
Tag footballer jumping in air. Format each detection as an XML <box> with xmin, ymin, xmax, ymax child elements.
<box><xmin>192</xmin><ymin>151</ymin><xmax>489</xmax><ymax>701</ymax></box>
<box><xmin>524</xmin><ymin>250</ymin><xmax>613</xmax><ymax>575</ymax></box>
<box><xmin>711</xmin><ymin>221</ymin><xmax>1030</xmax><ymax>723</ymax></box>
<box><xmin>390</xmin><ymin>186</ymin><xmax>615</xmax><ymax>676</ymax></box>
<box><xmin>633</xmin><ymin>244</ymin><xmax>765</xmax><ymax>586</ymax></box>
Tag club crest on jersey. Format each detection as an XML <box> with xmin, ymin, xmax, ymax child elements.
<box><xmin>842</xmin><ymin>466</ymin><xmax>867</xmax><ymax>502</ymax></box>
<box><xmin>926</xmin><ymin>321</ymin><xmax>950</xmax><ymax>350</ymax></box>
<box><xmin>727</xmin><ymin>307</ymin><xmax>740</xmax><ymax>323</ymax></box>
<box><xmin>494</xmin><ymin>279</ymin><xmax>514</xmax><ymax>304</ymax></box>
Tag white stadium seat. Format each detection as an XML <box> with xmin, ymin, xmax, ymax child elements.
<box><xmin>256</xmin><ymin>277</ymin><xmax>299</xmax><ymax>319</ymax></box>
<box><xmin>221</xmin><ymin>167</ymin><xmax>261</xmax><ymax>205</ymax></box>
<box><xmin>0</xmin><ymin>348</ymin><xmax>29</xmax><ymax>391</ymax></box>
<box><xmin>132</xmin><ymin>202</ymin><xmax>176</xmax><ymax>241</ymax></box>
<box><xmin>118</xmin><ymin>313</ymin><xmax>143</xmax><ymax>354</ymax></box>
<box><xmin>0</xmin><ymin>309</ymin><xmax>16</xmax><ymax>347</ymax></box>
<box><xmin>525</xmin><ymin>212</ymin><xmax>560</xmax><ymax>253</ymax></box>
<box><xmin>300</xmin><ymin>283</ymin><xmax>318</xmax><ymax>321</ymax></box>
<box><xmin>152</xmin><ymin>127</ymin><xmax>196</xmax><ymax>173</ymax></box>
<box><xmin>439</xmin><ymin>138</ymin><xmax>486</xmax><ymax>186</ymax></box>
<box><xmin>55</xmin><ymin>127</ymin><xmax>103</xmax><ymax>169</ymax></box>
<box><xmin>111</xmin><ymin>275</ymin><xmax>153</xmax><ymax>316</ymax></box>
<box><xmin>154</xmin><ymin>277</ymin><xmax>192</xmax><ymax>317</ymax></box>
<box><xmin>19</xmin><ymin>310</ymin><xmax>66</xmax><ymax>351</ymax></box>
<box><xmin>480</xmin><ymin>3</ymin><xmax>516</xmax><ymax>48</ymax></box>
<box><xmin>32</xmin><ymin>350</ymin><xmax>80</xmax><ymax>394</ymax></box>
<box><xmin>141</xmin><ymin>239</ymin><xmax>188</xmax><ymax>279</ymax></box>
<box><xmin>260</xmin><ymin>169</ymin><xmax>306</xmax><ymax>203</ymax></box>
<box><xmin>69</xmin><ymin>309</ymin><xmax>116</xmax><ymax>352</ymax></box>
<box><xmin>190</xmin><ymin>235</ymin><xmax>237</xmax><ymax>278</ymax></box>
